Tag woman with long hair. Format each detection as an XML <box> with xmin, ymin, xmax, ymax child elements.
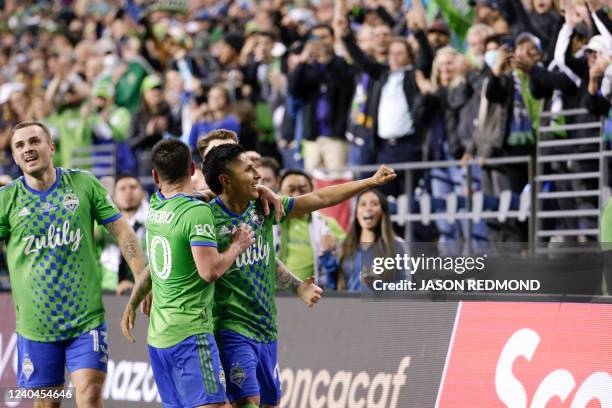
<box><xmin>334</xmin><ymin>189</ymin><xmax>408</xmax><ymax>291</ymax></box>
<box><xmin>417</xmin><ymin>46</ymin><xmax>488</xmax><ymax>253</ymax></box>
<box><xmin>188</xmin><ymin>84</ymin><xmax>240</xmax><ymax>151</ymax></box>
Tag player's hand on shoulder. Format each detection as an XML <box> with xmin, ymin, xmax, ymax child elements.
<box><xmin>230</xmin><ymin>223</ymin><xmax>255</xmax><ymax>251</ymax></box>
<box><xmin>256</xmin><ymin>185</ymin><xmax>285</xmax><ymax>223</ymax></box>
<box><xmin>371</xmin><ymin>165</ymin><xmax>397</xmax><ymax>186</ymax></box>
<box><xmin>298</xmin><ymin>277</ymin><xmax>323</xmax><ymax>308</ymax></box>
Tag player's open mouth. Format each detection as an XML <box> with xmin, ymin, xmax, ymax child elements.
<box><xmin>24</xmin><ymin>155</ymin><xmax>38</xmax><ymax>164</ymax></box>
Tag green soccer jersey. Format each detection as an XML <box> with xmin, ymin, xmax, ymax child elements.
<box><xmin>209</xmin><ymin>196</ymin><xmax>294</xmax><ymax>343</ymax></box>
<box><xmin>146</xmin><ymin>192</ymin><xmax>218</xmax><ymax>348</ymax></box>
<box><xmin>0</xmin><ymin>168</ymin><xmax>120</xmax><ymax>342</ymax></box>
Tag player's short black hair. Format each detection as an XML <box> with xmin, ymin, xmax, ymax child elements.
<box><xmin>279</xmin><ymin>169</ymin><xmax>313</xmax><ymax>190</ymax></box>
<box><xmin>151</xmin><ymin>139</ymin><xmax>191</xmax><ymax>184</ymax></box>
<box><xmin>203</xmin><ymin>143</ymin><xmax>246</xmax><ymax>195</ymax></box>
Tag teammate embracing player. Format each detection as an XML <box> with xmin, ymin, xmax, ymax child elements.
<box><xmin>203</xmin><ymin>143</ymin><xmax>396</xmax><ymax>407</ymax></box>
<box><xmin>121</xmin><ymin>139</ymin><xmax>255</xmax><ymax>408</ymax></box>
<box><xmin>0</xmin><ymin>121</ymin><xmax>148</xmax><ymax>407</ymax></box>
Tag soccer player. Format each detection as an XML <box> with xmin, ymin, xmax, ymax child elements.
<box><xmin>0</xmin><ymin>121</ymin><xmax>148</xmax><ymax>407</ymax></box>
<box><xmin>203</xmin><ymin>143</ymin><xmax>396</xmax><ymax>407</ymax></box>
<box><xmin>196</xmin><ymin>129</ymin><xmax>323</xmax><ymax>306</ymax></box>
<box><xmin>120</xmin><ymin>139</ymin><xmax>254</xmax><ymax>408</ymax></box>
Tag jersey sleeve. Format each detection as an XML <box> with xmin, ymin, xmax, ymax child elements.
<box><xmin>183</xmin><ymin>203</ymin><xmax>218</xmax><ymax>248</ymax></box>
<box><xmin>273</xmin><ymin>196</ymin><xmax>295</xmax><ymax>225</ymax></box>
<box><xmin>0</xmin><ymin>192</ymin><xmax>9</xmax><ymax>240</ymax></box>
<box><xmin>86</xmin><ymin>173</ymin><xmax>121</xmax><ymax>225</ymax></box>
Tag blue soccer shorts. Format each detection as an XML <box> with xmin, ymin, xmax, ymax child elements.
<box><xmin>17</xmin><ymin>322</ymin><xmax>108</xmax><ymax>387</ymax></box>
<box><xmin>216</xmin><ymin>330</ymin><xmax>281</xmax><ymax>406</ymax></box>
<box><xmin>148</xmin><ymin>333</ymin><xmax>227</xmax><ymax>408</ymax></box>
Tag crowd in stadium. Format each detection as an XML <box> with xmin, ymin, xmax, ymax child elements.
<box><xmin>1</xmin><ymin>0</ymin><xmax>612</xmax><ymax>292</ymax></box>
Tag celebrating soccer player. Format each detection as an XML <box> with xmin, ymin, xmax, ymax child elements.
<box><xmin>0</xmin><ymin>121</ymin><xmax>148</xmax><ymax>407</ymax></box>
<box><xmin>120</xmin><ymin>139</ymin><xmax>254</xmax><ymax>408</ymax></box>
<box><xmin>203</xmin><ymin>143</ymin><xmax>396</xmax><ymax>407</ymax></box>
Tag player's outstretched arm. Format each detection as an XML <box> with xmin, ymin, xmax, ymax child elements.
<box><xmin>276</xmin><ymin>259</ymin><xmax>323</xmax><ymax>307</ymax></box>
<box><xmin>121</xmin><ymin>268</ymin><xmax>152</xmax><ymax>343</ymax></box>
<box><xmin>288</xmin><ymin>165</ymin><xmax>397</xmax><ymax>219</ymax></box>
<box><xmin>192</xmin><ymin>223</ymin><xmax>255</xmax><ymax>282</ymax></box>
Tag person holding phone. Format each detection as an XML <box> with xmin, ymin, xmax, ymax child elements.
<box><xmin>288</xmin><ymin>24</ymin><xmax>355</xmax><ymax>173</ymax></box>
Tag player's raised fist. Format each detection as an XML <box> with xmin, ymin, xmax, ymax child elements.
<box><xmin>371</xmin><ymin>165</ymin><xmax>397</xmax><ymax>186</ymax></box>
<box><xmin>231</xmin><ymin>223</ymin><xmax>255</xmax><ymax>251</ymax></box>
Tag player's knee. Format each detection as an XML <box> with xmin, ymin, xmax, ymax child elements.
<box><xmin>76</xmin><ymin>382</ymin><xmax>103</xmax><ymax>406</ymax></box>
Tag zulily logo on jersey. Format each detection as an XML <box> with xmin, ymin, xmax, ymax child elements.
<box><xmin>236</xmin><ymin>234</ymin><xmax>270</xmax><ymax>267</ymax></box>
<box><xmin>23</xmin><ymin>221</ymin><xmax>83</xmax><ymax>255</ymax></box>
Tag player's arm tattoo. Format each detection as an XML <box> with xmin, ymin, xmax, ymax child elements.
<box><xmin>276</xmin><ymin>259</ymin><xmax>302</xmax><ymax>293</ymax></box>
<box><xmin>129</xmin><ymin>269</ymin><xmax>152</xmax><ymax>310</ymax></box>
<box><xmin>106</xmin><ymin>218</ymin><xmax>147</xmax><ymax>278</ymax></box>
<box><xmin>122</xmin><ymin>235</ymin><xmax>139</xmax><ymax>261</ymax></box>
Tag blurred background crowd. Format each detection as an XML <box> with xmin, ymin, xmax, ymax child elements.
<box><xmin>1</xmin><ymin>0</ymin><xmax>612</xmax><ymax>292</ymax></box>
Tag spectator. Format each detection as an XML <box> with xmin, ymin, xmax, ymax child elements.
<box><xmin>276</xmin><ymin>170</ymin><xmax>346</xmax><ymax>285</ymax></box>
<box><xmin>336</xmin><ymin>13</ymin><xmax>434</xmax><ymax>196</ymax></box>
<box><xmin>427</xmin><ymin>18</ymin><xmax>451</xmax><ymax>52</ymax></box>
<box><xmin>0</xmin><ymin>83</ymin><xmax>28</xmax><ymax>179</ymax></box>
<box><xmin>289</xmin><ymin>24</ymin><xmax>355</xmax><ymax>173</ymax></box>
<box><xmin>189</xmin><ymin>85</ymin><xmax>240</xmax><ymax>151</ymax></box>
<box><xmin>245</xmin><ymin>150</ymin><xmax>263</xmax><ymax>168</ymax></box>
<box><xmin>215</xmin><ymin>32</ymin><xmax>245</xmax><ymax>73</ymax></box>
<box><xmin>115</xmin><ymin>36</ymin><xmax>154</xmax><ymax>113</ymax></box>
<box><xmin>259</xmin><ymin>156</ymin><xmax>281</xmax><ymax>191</ymax></box>
<box><xmin>85</xmin><ymin>79</ymin><xmax>134</xmax><ymax>174</ymax></box>
<box><xmin>240</xmin><ymin>30</ymin><xmax>283</xmax><ymax>159</ymax></box>
<box><xmin>128</xmin><ymin>75</ymin><xmax>181</xmax><ymax>179</ymax></box>
<box><xmin>474</xmin><ymin>33</ymin><xmax>539</xmax><ymax>242</ymax></box>
<box><xmin>46</xmin><ymin>55</ymin><xmax>91</xmax><ymax>169</ymax></box>
<box><xmin>278</xmin><ymin>43</ymin><xmax>306</xmax><ymax>170</ymax></box>
<box><xmin>334</xmin><ymin>189</ymin><xmax>408</xmax><ymax>291</ymax></box>
<box><xmin>416</xmin><ymin>47</ymin><xmax>488</xmax><ymax>249</ymax></box>
<box><xmin>99</xmin><ymin>174</ymin><xmax>148</xmax><ymax>294</ymax></box>
<box><xmin>86</xmin><ymin>80</ymin><xmax>132</xmax><ymax>144</ymax></box>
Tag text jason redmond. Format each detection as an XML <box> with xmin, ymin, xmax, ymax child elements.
<box><xmin>373</xmin><ymin>279</ymin><xmax>541</xmax><ymax>291</ymax></box>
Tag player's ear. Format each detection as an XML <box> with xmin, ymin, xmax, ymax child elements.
<box><xmin>152</xmin><ymin>169</ymin><xmax>160</xmax><ymax>186</ymax></box>
<box><xmin>189</xmin><ymin>161</ymin><xmax>196</xmax><ymax>177</ymax></box>
<box><xmin>219</xmin><ymin>173</ymin><xmax>230</xmax><ymax>192</ymax></box>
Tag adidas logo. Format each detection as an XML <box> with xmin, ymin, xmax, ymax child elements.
<box><xmin>99</xmin><ymin>355</ymin><xmax>108</xmax><ymax>364</ymax></box>
<box><xmin>18</xmin><ymin>207</ymin><xmax>30</xmax><ymax>217</ymax></box>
